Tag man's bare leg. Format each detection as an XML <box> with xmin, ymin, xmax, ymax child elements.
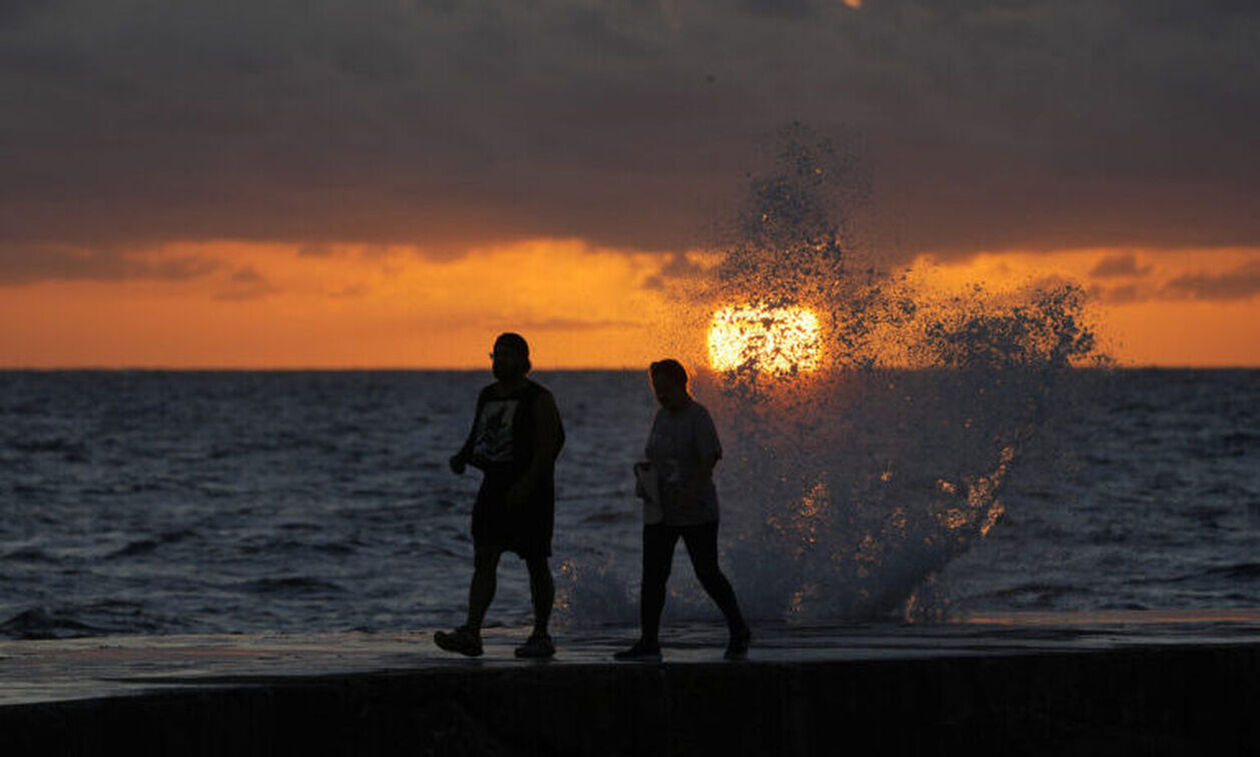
<box><xmin>514</xmin><ymin>556</ymin><xmax>556</xmax><ymax>658</ymax></box>
<box><xmin>525</xmin><ymin>556</ymin><xmax>554</xmax><ymax>637</ymax></box>
<box><xmin>466</xmin><ymin>546</ymin><xmax>502</xmax><ymax>632</ymax></box>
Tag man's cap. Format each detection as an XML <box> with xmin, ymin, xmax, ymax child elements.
<box><xmin>494</xmin><ymin>332</ymin><xmax>530</xmax><ymax>358</ymax></box>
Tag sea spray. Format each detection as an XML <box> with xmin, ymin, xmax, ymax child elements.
<box><xmin>555</xmin><ymin>124</ymin><xmax>1102</xmax><ymax>628</ymax></box>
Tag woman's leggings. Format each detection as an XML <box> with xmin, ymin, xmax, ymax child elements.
<box><xmin>640</xmin><ymin>521</ymin><xmax>745</xmax><ymax>642</ymax></box>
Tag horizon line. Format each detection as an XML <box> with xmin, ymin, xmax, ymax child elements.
<box><xmin>1</xmin><ymin>363</ymin><xmax>1258</xmax><ymax>372</ymax></box>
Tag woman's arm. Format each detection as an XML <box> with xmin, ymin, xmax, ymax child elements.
<box><xmin>695</xmin><ymin>404</ymin><xmax>722</xmax><ymax>477</ymax></box>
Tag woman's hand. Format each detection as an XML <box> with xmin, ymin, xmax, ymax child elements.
<box><xmin>675</xmin><ymin>481</ymin><xmax>702</xmax><ymax>509</ymax></box>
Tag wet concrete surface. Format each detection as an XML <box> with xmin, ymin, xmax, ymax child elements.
<box><xmin>2</xmin><ymin>612</ymin><xmax>1259</xmax><ymax>755</ymax></box>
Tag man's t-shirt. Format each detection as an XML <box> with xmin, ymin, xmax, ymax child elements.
<box><xmin>644</xmin><ymin>399</ymin><xmax>722</xmax><ymax>526</ymax></box>
<box><xmin>469</xmin><ymin>396</ymin><xmax>519</xmax><ymax>467</ymax></box>
<box><xmin>459</xmin><ymin>379</ymin><xmax>565</xmax><ymax>558</ymax></box>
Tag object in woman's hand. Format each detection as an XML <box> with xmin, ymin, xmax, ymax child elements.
<box><xmin>634</xmin><ymin>461</ymin><xmax>663</xmax><ymax>525</ymax></box>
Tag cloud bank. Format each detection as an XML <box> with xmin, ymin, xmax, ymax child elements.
<box><xmin>2</xmin><ymin>0</ymin><xmax>1258</xmax><ymax>282</ymax></box>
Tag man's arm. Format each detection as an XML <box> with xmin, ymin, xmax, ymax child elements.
<box><xmin>449</xmin><ymin>391</ymin><xmax>484</xmax><ymax>475</ymax></box>
<box><xmin>505</xmin><ymin>391</ymin><xmax>562</xmax><ymax>505</ymax></box>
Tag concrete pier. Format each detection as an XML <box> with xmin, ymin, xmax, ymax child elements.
<box><xmin>3</xmin><ymin>615</ymin><xmax>1259</xmax><ymax>755</ymax></box>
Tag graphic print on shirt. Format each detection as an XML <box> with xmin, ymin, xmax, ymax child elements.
<box><xmin>471</xmin><ymin>399</ymin><xmax>519</xmax><ymax>464</ymax></box>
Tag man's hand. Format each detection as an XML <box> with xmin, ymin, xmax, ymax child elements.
<box><xmin>504</xmin><ymin>480</ymin><xmax>530</xmax><ymax>507</ymax></box>
<box><xmin>449</xmin><ymin>452</ymin><xmax>467</xmax><ymax>475</ymax></box>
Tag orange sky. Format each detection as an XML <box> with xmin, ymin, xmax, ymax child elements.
<box><xmin>1</xmin><ymin>241</ymin><xmax>1258</xmax><ymax>369</ymax></box>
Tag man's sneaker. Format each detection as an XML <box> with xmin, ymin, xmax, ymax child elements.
<box><xmin>613</xmin><ymin>639</ymin><xmax>662</xmax><ymax>662</ymax></box>
<box><xmin>434</xmin><ymin>626</ymin><xmax>483</xmax><ymax>657</ymax></box>
<box><xmin>514</xmin><ymin>633</ymin><xmax>556</xmax><ymax>659</ymax></box>
<box><xmin>724</xmin><ymin>626</ymin><xmax>751</xmax><ymax>661</ymax></box>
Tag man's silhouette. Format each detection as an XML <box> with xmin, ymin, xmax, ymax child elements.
<box><xmin>436</xmin><ymin>333</ymin><xmax>565</xmax><ymax>658</ymax></box>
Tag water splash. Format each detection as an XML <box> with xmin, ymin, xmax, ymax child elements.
<box><xmin>561</xmin><ymin>123</ymin><xmax>1104</xmax><ymax>627</ymax></box>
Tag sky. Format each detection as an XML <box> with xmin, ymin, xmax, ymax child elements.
<box><xmin>2</xmin><ymin>0</ymin><xmax>1258</xmax><ymax>368</ymax></box>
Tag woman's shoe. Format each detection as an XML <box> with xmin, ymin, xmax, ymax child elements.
<box><xmin>515</xmin><ymin>633</ymin><xmax>556</xmax><ymax>659</ymax></box>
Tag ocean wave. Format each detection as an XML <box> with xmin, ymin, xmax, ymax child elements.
<box><xmin>106</xmin><ymin>539</ymin><xmax>160</xmax><ymax>559</ymax></box>
<box><xmin>1220</xmin><ymin>431</ymin><xmax>1260</xmax><ymax>448</ymax></box>
<box><xmin>580</xmin><ymin>510</ymin><xmax>637</xmax><ymax>525</ymax></box>
<box><xmin>0</xmin><ymin>607</ymin><xmax>102</xmax><ymax>640</ymax></box>
<box><xmin>9</xmin><ymin>438</ymin><xmax>89</xmax><ymax>459</ymax></box>
<box><xmin>986</xmin><ymin>582</ymin><xmax>1093</xmax><ymax>605</ymax></box>
<box><xmin>1202</xmin><ymin>563</ymin><xmax>1260</xmax><ymax>581</ymax></box>
<box><xmin>240</xmin><ymin>576</ymin><xmax>346</xmax><ymax>596</ymax></box>
<box><xmin>1</xmin><ymin>545</ymin><xmax>54</xmax><ymax>562</ymax></box>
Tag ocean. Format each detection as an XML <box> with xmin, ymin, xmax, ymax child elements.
<box><xmin>1</xmin><ymin>369</ymin><xmax>1258</xmax><ymax>641</ymax></box>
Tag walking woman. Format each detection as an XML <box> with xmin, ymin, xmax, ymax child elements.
<box><xmin>615</xmin><ymin>359</ymin><xmax>750</xmax><ymax>661</ymax></box>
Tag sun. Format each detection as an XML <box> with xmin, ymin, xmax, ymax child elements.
<box><xmin>707</xmin><ymin>305</ymin><xmax>822</xmax><ymax>373</ymax></box>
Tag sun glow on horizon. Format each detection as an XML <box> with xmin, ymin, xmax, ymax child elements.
<box><xmin>5</xmin><ymin>242</ymin><xmax>1260</xmax><ymax>369</ymax></box>
<box><xmin>707</xmin><ymin>305</ymin><xmax>822</xmax><ymax>374</ymax></box>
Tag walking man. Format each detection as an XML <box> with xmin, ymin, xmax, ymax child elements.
<box><xmin>436</xmin><ymin>333</ymin><xmax>565</xmax><ymax>658</ymax></box>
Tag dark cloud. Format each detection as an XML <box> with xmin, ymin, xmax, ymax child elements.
<box><xmin>1</xmin><ymin>0</ymin><xmax>1258</xmax><ymax>284</ymax></box>
<box><xmin>1089</xmin><ymin>283</ymin><xmax>1144</xmax><ymax>305</ymax></box>
<box><xmin>0</xmin><ymin>0</ymin><xmax>56</xmax><ymax>29</ymax></box>
<box><xmin>742</xmin><ymin>0</ymin><xmax>818</xmax><ymax>19</ymax></box>
<box><xmin>1160</xmin><ymin>261</ymin><xmax>1260</xmax><ymax>302</ymax></box>
<box><xmin>214</xmin><ymin>266</ymin><xmax>278</xmax><ymax>301</ymax></box>
<box><xmin>0</xmin><ymin>243</ymin><xmax>219</xmax><ymax>285</ymax></box>
<box><xmin>297</xmin><ymin>243</ymin><xmax>336</xmax><ymax>258</ymax></box>
<box><xmin>507</xmin><ymin>317</ymin><xmax>643</xmax><ymax>331</ymax></box>
<box><xmin>1089</xmin><ymin>253</ymin><xmax>1151</xmax><ymax>279</ymax></box>
<box><xmin>1087</xmin><ymin>257</ymin><xmax>1260</xmax><ymax>303</ymax></box>
<box><xmin>228</xmin><ymin>265</ymin><xmax>265</xmax><ymax>284</ymax></box>
<box><xmin>328</xmin><ymin>283</ymin><xmax>370</xmax><ymax>299</ymax></box>
<box><xmin>642</xmin><ymin>250</ymin><xmax>706</xmax><ymax>289</ymax></box>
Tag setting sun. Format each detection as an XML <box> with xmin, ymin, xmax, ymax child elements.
<box><xmin>707</xmin><ymin>305</ymin><xmax>822</xmax><ymax>373</ymax></box>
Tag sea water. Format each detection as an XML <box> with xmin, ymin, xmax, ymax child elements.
<box><xmin>1</xmin><ymin>368</ymin><xmax>1258</xmax><ymax>640</ymax></box>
